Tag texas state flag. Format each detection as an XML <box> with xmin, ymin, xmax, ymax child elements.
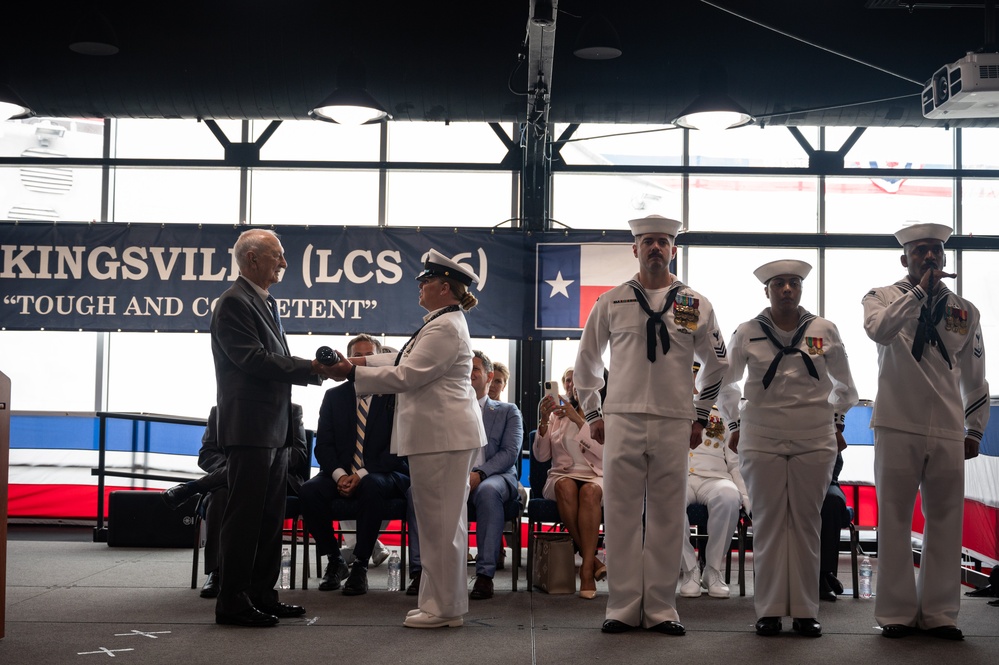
<box><xmin>536</xmin><ymin>242</ymin><xmax>635</xmax><ymax>331</ymax></box>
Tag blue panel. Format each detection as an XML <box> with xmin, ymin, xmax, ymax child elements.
<box><xmin>10</xmin><ymin>415</ymin><xmax>100</xmax><ymax>450</ymax></box>
<box><xmin>844</xmin><ymin>405</ymin><xmax>874</xmax><ymax>445</ymax></box>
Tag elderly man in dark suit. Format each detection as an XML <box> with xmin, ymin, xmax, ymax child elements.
<box><xmin>299</xmin><ymin>333</ymin><xmax>410</xmax><ymax>596</ymax></box>
<box><xmin>210</xmin><ymin>228</ymin><xmax>328</xmax><ymax>628</ymax></box>
<box><xmin>161</xmin><ymin>403</ymin><xmax>310</xmax><ymax>599</ymax></box>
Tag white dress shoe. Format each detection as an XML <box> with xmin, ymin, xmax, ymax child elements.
<box><xmin>702</xmin><ymin>566</ymin><xmax>730</xmax><ymax>598</ymax></box>
<box><xmin>407</xmin><ymin>608</ymin><xmax>423</xmax><ymax>617</ymax></box>
<box><xmin>679</xmin><ymin>568</ymin><xmax>702</xmax><ymax>598</ymax></box>
<box><xmin>403</xmin><ymin>611</ymin><xmax>463</xmax><ymax>628</ymax></box>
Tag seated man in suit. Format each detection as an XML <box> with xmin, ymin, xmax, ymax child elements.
<box><xmin>162</xmin><ymin>403</ymin><xmax>310</xmax><ymax>599</ymax></box>
<box><xmin>409</xmin><ymin>351</ymin><xmax>523</xmax><ymax>600</ymax></box>
<box><xmin>298</xmin><ymin>333</ymin><xmax>410</xmax><ymax>595</ymax></box>
<box><xmin>819</xmin><ymin>452</ymin><xmax>852</xmax><ymax>601</ymax></box>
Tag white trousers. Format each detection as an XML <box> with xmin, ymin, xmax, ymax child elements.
<box><xmin>408</xmin><ymin>448</ymin><xmax>477</xmax><ymax>619</ymax></box>
<box><xmin>739</xmin><ymin>435</ymin><xmax>835</xmax><ymax>619</ymax></box>
<box><xmin>682</xmin><ymin>475</ymin><xmax>741</xmax><ymax>574</ymax></box>
<box><xmin>873</xmin><ymin>427</ymin><xmax>965</xmax><ymax>630</ymax></box>
<box><xmin>603</xmin><ymin>413</ymin><xmax>689</xmax><ymax>628</ymax></box>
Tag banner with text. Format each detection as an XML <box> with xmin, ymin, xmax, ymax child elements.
<box><xmin>0</xmin><ymin>223</ymin><xmax>636</xmax><ymax>337</ymax></box>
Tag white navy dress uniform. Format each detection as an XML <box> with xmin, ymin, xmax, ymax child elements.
<box><xmin>574</xmin><ymin>215</ymin><xmax>729</xmax><ymax>632</ymax></box>
<box><xmin>863</xmin><ymin>222</ymin><xmax>989</xmax><ymax>634</ymax></box>
<box><xmin>351</xmin><ymin>248</ymin><xmax>486</xmax><ymax>627</ymax></box>
<box><xmin>718</xmin><ymin>260</ymin><xmax>858</xmax><ymax>623</ymax></box>
<box><xmin>680</xmin><ymin>404</ymin><xmax>749</xmax><ymax>599</ymax></box>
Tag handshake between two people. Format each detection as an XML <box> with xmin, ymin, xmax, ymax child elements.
<box><xmin>311</xmin><ymin>346</ymin><xmax>359</xmax><ymax>382</ymax></box>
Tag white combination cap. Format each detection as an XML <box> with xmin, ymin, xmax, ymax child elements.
<box><xmin>415</xmin><ymin>248</ymin><xmax>479</xmax><ymax>286</ymax></box>
<box><xmin>627</xmin><ymin>214</ymin><xmax>683</xmax><ymax>238</ymax></box>
<box><xmin>753</xmin><ymin>259</ymin><xmax>813</xmax><ymax>284</ymax></box>
<box><xmin>894</xmin><ymin>221</ymin><xmax>952</xmax><ymax>246</ymax></box>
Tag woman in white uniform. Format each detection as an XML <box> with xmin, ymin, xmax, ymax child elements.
<box><xmin>718</xmin><ymin>260</ymin><xmax>858</xmax><ymax>638</ymax></box>
<box><xmin>328</xmin><ymin>248</ymin><xmax>486</xmax><ymax>629</ymax></box>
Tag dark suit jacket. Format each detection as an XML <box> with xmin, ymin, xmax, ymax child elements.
<box><xmin>199</xmin><ymin>404</ymin><xmax>311</xmax><ymax>494</ymax></box>
<box><xmin>315</xmin><ymin>382</ymin><xmax>408</xmax><ymax>477</ymax></box>
<box><xmin>210</xmin><ymin>276</ymin><xmax>318</xmax><ymax>450</ymax></box>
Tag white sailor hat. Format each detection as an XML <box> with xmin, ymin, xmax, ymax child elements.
<box><xmin>415</xmin><ymin>248</ymin><xmax>479</xmax><ymax>286</ymax></box>
<box><xmin>753</xmin><ymin>259</ymin><xmax>812</xmax><ymax>284</ymax></box>
<box><xmin>894</xmin><ymin>221</ymin><xmax>952</xmax><ymax>246</ymax></box>
<box><xmin>628</xmin><ymin>215</ymin><xmax>683</xmax><ymax>238</ymax></box>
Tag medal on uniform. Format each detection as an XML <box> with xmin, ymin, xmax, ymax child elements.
<box><xmin>946</xmin><ymin>306</ymin><xmax>969</xmax><ymax>335</ymax></box>
<box><xmin>805</xmin><ymin>336</ymin><xmax>824</xmax><ymax>355</ymax></box>
<box><xmin>674</xmin><ymin>295</ymin><xmax>700</xmax><ymax>331</ymax></box>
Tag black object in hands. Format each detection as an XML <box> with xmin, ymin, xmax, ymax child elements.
<box><xmin>316</xmin><ymin>346</ymin><xmax>341</xmax><ymax>366</ymax></box>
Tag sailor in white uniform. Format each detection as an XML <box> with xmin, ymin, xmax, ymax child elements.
<box><xmin>679</xmin><ymin>399</ymin><xmax>749</xmax><ymax>599</ymax></box>
<box><xmin>719</xmin><ymin>259</ymin><xmax>858</xmax><ymax>638</ymax></box>
<box><xmin>863</xmin><ymin>222</ymin><xmax>989</xmax><ymax>641</ymax></box>
<box><xmin>574</xmin><ymin>214</ymin><xmax>729</xmax><ymax>636</ymax></box>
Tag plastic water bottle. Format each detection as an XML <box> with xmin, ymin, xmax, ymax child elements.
<box><xmin>386</xmin><ymin>550</ymin><xmax>401</xmax><ymax>591</ymax></box>
<box><xmin>280</xmin><ymin>544</ymin><xmax>292</xmax><ymax>589</ymax></box>
<box><xmin>859</xmin><ymin>556</ymin><xmax>873</xmax><ymax>598</ymax></box>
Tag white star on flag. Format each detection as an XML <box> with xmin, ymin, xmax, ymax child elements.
<box><xmin>545</xmin><ymin>271</ymin><xmax>574</xmax><ymax>298</ymax></box>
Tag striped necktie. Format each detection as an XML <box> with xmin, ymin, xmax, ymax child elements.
<box><xmin>266</xmin><ymin>295</ymin><xmax>284</xmax><ymax>335</ymax></box>
<box><xmin>352</xmin><ymin>396</ymin><xmax>369</xmax><ymax>473</ymax></box>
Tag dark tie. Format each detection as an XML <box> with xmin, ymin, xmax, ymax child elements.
<box><xmin>757</xmin><ymin>318</ymin><xmax>819</xmax><ymax>389</ymax></box>
<box><xmin>266</xmin><ymin>294</ymin><xmax>284</xmax><ymax>335</ymax></box>
<box><xmin>911</xmin><ymin>296</ymin><xmax>952</xmax><ymax>369</ymax></box>
<box><xmin>632</xmin><ymin>286</ymin><xmax>678</xmax><ymax>362</ymax></box>
<box><xmin>351</xmin><ymin>396</ymin><xmax>369</xmax><ymax>473</ymax></box>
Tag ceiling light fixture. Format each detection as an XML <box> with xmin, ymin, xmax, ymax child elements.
<box><xmin>672</xmin><ymin>66</ymin><xmax>753</xmax><ymax>131</ymax></box>
<box><xmin>68</xmin><ymin>13</ymin><xmax>120</xmax><ymax>56</ymax></box>
<box><xmin>573</xmin><ymin>15</ymin><xmax>622</xmax><ymax>60</ymax></box>
<box><xmin>310</xmin><ymin>58</ymin><xmax>390</xmax><ymax>125</ymax></box>
<box><xmin>0</xmin><ymin>83</ymin><xmax>32</xmax><ymax>122</ymax></box>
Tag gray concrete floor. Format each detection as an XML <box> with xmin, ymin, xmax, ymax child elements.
<box><xmin>3</xmin><ymin>526</ymin><xmax>998</xmax><ymax>664</ymax></box>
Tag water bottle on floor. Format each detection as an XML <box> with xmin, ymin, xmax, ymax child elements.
<box><xmin>387</xmin><ymin>550</ymin><xmax>401</xmax><ymax>591</ymax></box>
<box><xmin>280</xmin><ymin>544</ymin><xmax>292</xmax><ymax>589</ymax></box>
<box><xmin>859</xmin><ymin>556</ymin><xmax>873</xmax><ymax>598</ymax></box>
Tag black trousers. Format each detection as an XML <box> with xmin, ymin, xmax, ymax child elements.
<box><xmin>216</xmin><ymin>446</ymin><xmax>287</xmax><ymax>614</ymax></box>
<box><xmin>299</xmin><ymin>471</ymin><xmax>409</xmax><ymax>564</ymax></box>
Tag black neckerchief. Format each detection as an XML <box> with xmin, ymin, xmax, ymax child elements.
<box><xmin>631</xmin><ymin>282</ymin><xmax>679</xmax><ymax>363</ymax></box>
<box><xmin>911</xmin><ymin>289</ymin><xmax>952</xmax><ymax>369</ymax></box>
<box><xmin>755</xmin><ymin>310</ymin><xmax>819</xmax><ymax>389</ymax></box>
<box><xmin>394</xmin><ymin>304</ymin><xmax>461</xmax><ymax>366</ymax></box>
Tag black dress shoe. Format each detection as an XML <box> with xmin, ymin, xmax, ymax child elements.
<box><xmin>755</xmin><ymin>617</ymin><xmax>782</xmax><ymax>636</ymax></box>
<box><xmin>792</xmin><ymin>618</ymin><xmax>822</xmax><ymax>637</ymax></box>
<box><xmin>880</xmin><ymin>624</ymin><xmax>915</xmax><ymax>638</ymax></box>
<box><xmin>649</xmin><ymin>620</ymin><xmax>686</xmax><ymax>636</ymax></box>
<box><xmin>256</xmin><ymin>602</ymin><xmax>306</xmax><ymax>618</ymax></box>
<box><xmin>966</xmin><ymin>584</ymin><xmax>996</xmax><ymax>597</ymax></box>
<box><xmin>319</xmin><ymin>557</ymin><xmax>349</xmax><ymax>591</ymax></box>
<box><xmin>469</xmin><ymin>574</ymin><xmax>494</xmax><ymax>600</ymax></box>
<box><xmin>924</xmin><ymin>625</ymin><xmax>964</xmax><ymax>641</ymax></box>
<box><xmin>819</xmin><ymin>574</ymin><xmax>837</xmax><ymax>602</ymax></box>
<box><xmin>406</xmin><ymin>570</ymin><xmax>421</xmax><ymax>597</ymax></box>
<box><xmin>342</xmin><ymin>563</ymin><xmax>368</xmax><ymax>596</ymax></box>
<box><xmin>200</xmin><ymin>571</ymin><xmax>220</xmax><ymax>599</ymax></box>
<box><xmin>823</xmin><ymin>571</ymin><xmax>844</xmax><ymax>596</ymax></box>
<box><xmin>600</xmin><ymin>619</ymin><xmax>636</xmax><ymax>634</ymax></box>
<box><xmin>215</xmin><ymin>608</ymin><xmax>279</xmax><ymax>627</ymax></box>
<box><xmin>988</xmin><ymin>598</ymin><xmax>999</xmax><ymax>607</ymax></box>
<box><xmin>161</xmin><ymin>483</ymin><xmax>199</xmax><ymax>510</ymax></box>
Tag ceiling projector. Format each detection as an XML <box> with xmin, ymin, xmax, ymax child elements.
<box><xmin>922</xmin><ymin>52</ymin><xmax>999</xmax><ymax>119</ymax></box>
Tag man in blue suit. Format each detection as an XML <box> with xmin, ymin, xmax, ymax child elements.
<box><xmin>299</xmin><ymin>334</ymin><xmax>409</xmax><ymax>596</ymax></box>
<box><xmin>466</xmin><ymin>351</ymin><xmax>523</xmax><ymax>599</ymax></box>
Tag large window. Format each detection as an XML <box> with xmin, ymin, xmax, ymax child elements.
<box><xmin>2</xmin><ymin>117</ymin><xmax>998</xmax><ymax>427</ymax></box>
